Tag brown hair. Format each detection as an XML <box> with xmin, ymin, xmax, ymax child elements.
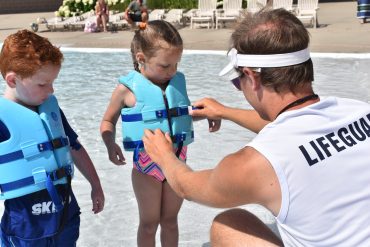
<box><xmin>0</xmin><ymin>29</ymin><xmax>63</xmax><ymax>79</ymax></box>
<box><xmin>231</xmin><ymin>8</ymin><xmax>314</xmax><ymax>93</ymax></box>
<box><xmin>130</xmin><ymin>20</ymin><xmax>183</xmax><ymax>71</ymax></box>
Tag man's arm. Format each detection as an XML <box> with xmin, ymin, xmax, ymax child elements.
<box><xmin>142</xmin><ymin>129</ymin><xmax>281</xmax><ymax>215</ymax></box>
<box><xmin>191</xmin><ymin>98</ymin><xmax>270</xmax><ymax>133</ymax></box>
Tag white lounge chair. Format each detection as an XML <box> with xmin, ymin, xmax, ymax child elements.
<box><xmin>69</xmin><ymin>11</ymin><xmax>96</xmax><ymax>31</ymax></box>
<box><xmin>215</xmin><ymin>0</ymin><xmax>243</xmax><ymax>29</ymax></box>
<box><xmin>30</xmin><ymin>16</ymin><xmax>79</xmax><ymax>32</ymax></box>
<box><xmin>190</xmin><ymin>0</ymin><xmax>218</xmax><ymax>29</ymax></box>
<box><xmin>164</xmin><ymin>9</ymin><xmax>185</xmax><ymax>26</ymax></box>
<box><xmin>273</xmin><ymin>0</ymin><xmax>293</xmax><ymax>12</ymax></box>
<box><xmin>110</xmin><ymin>12</ymin><xmax>129</xmax><ymax>30</ymax></box>
<box><xmin>246</xmin><ymin>0</ymin><xmax>267</xmax><ymax>13</ymax></box>
<box><xmin>295</xmin><ymin>0</ymin><xmax>319</xmax><ymax>28</ymax></box>
<box><xmin>149</xmin><ymin>9</ymin><xmax>165</xmax><ymax>21</ymax></box>
<box><xmin>182</xmin><ymin>9</ymin><xmax>197</xmax><ymax>26</ymax></box>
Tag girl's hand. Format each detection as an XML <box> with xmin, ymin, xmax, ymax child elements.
<box><xmin>208</xmin><ymin>118</ymin><xmax>221</xmax><ymax>132</ymax></box>
<box><xmin>107</xmin><ymin>143</ymin><xmax>126</xmax><ymax>165</ymax></box>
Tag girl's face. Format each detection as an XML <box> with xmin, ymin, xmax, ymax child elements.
<box><xmin>14</xmin><ymin>64</ymin><xmax>59</xmax><ymax>107</ymax></box>
<box><xmin>140</xmin><ymin>45</ymin><xmax>182</xmax><ymax>85</ymax></box>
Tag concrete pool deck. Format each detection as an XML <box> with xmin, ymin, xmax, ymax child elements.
<box><xmin>0</xmin><ymin>1</ymin><xmax>369</xmax><ymax>53</ymax></box>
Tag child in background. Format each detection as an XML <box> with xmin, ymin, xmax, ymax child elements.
<box><xmin>100</xmin><ymin>20</ymin><xmax>217</xmax><ymax>246</ymax></box>
<box><xmin>95</xmin><ymin>0</ymin><xmax>109</xmax><ymax>32</ymax></box>
<box><xmin>0</xmin><ymin>30</ymin><xmax>105</xmax><ymax>246</ymax></box>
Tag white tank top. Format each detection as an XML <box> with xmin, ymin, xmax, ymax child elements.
<box><xmin>248</xmin><ymin>97</ymin><xmax>370</xmax><ymax>246</ymax></box>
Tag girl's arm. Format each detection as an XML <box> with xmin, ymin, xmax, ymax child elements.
<box><xmin>100</xmin><ymin>84</ymin><xmax>132</xmax><ymax>165</ymax></box>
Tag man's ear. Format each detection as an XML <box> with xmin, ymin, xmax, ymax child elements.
<box><xmin>4</xmin><ymin>72</ymin><xmax>17</xmax><ymax>88</ymax></box>
<box><xmin>135</xmin><ymin>52</ymin><xmax>145</xmax><ymax>64</ymax></box>
<box><xmin>242</xmin><ymin>67</ymin><xmax>261</xmax><ymax>91</ymax></box>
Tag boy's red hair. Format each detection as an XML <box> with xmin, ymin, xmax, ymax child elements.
<box><xmin>0</xmin><ymin>29</ymin><xmax>63</xmax><ymax>79</ymax></box>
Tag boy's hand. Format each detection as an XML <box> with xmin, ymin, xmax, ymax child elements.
<box><xmin>91</xmin><ymin>186</ymin><xmax>105</xmax><ymax>214</ymax></box>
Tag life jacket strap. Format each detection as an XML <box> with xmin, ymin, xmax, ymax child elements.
<box><xmin>123</xmin><ymin>140</ymin><xmax>144</xmax><ymax>150</ymax></box>
<box><xmin>125</xmin><ymin>131</ymin><xmax>194</xmax><ymax>162</ymax></box>
<box><xmin>171</xmin><ymin>131</ymin><xmax>194</xmax><ymax>143</ymax></box>
<box><xmin>0</xmin><ymin>165</ymin><xmax>73</xmax><ymax>194</ymax></box>
<box><xmin>121</xmin><ymin>106</ymin><xmax>190</xmax><ymax>122</ymax></box>
<box><xmin>167</xmin><ymin>106</ymin><xmax>189</xmax><ymax>117</ymax></box>
<box><xmin>123</xmin><ymin>131</ymin><xmax>194</xmax><ymax>151</ymax></box>
<box><xmin>0</xmin><ymin>137</ymin><xmax>69</xmax><ymax>164</ymax></box>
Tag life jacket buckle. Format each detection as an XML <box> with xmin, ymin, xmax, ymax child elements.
<box><xmin>155</xmin><ymin>110</ymin><xmax>167</xmax><ymax>118</ymax></box>
<box><xmin>168</xmin><ymin>107</ymin><xmax>189</xmax><ymax>117</ymax></box>
<box><xmin>179</xmin><ymin>133</ymin><xmax>186</xmax><ymax>141</ymax></box>
<box><xmin>49</xmin><ymin>168</ymin><xmax>67</xmax><ymax>181</ymax></box>
<box><xmin>51</xmin><ymin>137</ymin><xmax>69</xmax><ymax>149</ymax></box>
<box><xmin>65</xmin><ymin>163</ymin><xmax>74</xmax><ymax>176</ymax></box>
<box><xmin>173</xmin><ymin>133</ymin><xmax>186</xmax><ymax>142</ymax></box>
<box><xmin>168</xmin><ymin>107</ymin><xmax>180</xmax><ymax>117</ymax></box>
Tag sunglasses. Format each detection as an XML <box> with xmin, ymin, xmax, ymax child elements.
<box><xmin>230</xmin><ymin>67</ymin><xmax>261</xmax><ymax>91</ymax></box>
<box><xmin>230</xmin><ymin>76</ymin><xmax>242</xmax><ymax>90</ymax></box>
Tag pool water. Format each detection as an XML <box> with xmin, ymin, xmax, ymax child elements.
<box><xmin>1</xmin><ymin>50</ymin><xmax>369</xmax><ymax>246</ymax></box>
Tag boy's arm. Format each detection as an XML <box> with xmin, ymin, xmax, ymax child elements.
<box><xmin>60</xmin><ymin>109</ymin><xmax>105</xmax><ymax>214</ymax></box>
<box><xmin>71</xmin><ymin>145</ymin><xmax>105</xmax><ymax>214</ymax></box>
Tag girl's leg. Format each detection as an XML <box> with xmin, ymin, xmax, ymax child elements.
<box><xmin>132</xmin><ymin>169</ymin><xmax>162</xmax><ymax>247</ymax></box>
<box><xmin>96</xmin><ymin>17</ymin><xmax>102</xmax><ymax>32</ymax></box>
<box><xmin>102</xmin><ymin>15</ymin><xmax>108</xmax><ymax>32</ymax></box>
<box><xmin>160</xmin><ymin>181</ymin><xmax>184</xmax><ymax>247</ymax></box>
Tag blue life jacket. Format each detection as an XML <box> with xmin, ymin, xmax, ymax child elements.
<box><xmin>120</xmin><ymin>71</ymin><xmax>194</xmax><ymax>154</ymax></box>
<box><xmin>0</xmin><ymin>95</ymin><xmax>74</xmax><ymax>211</ymax></box>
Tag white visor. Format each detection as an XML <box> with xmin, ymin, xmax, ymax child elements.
<box><xmin>219</xmin><ymin>48</ymin><xmax>311</xmax><ymax>76</ymax></box>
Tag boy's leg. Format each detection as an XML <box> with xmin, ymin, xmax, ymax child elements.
<box><xmin>0</xmin><ymin>214</ymin><xmax>79</xmax><ymax>247</ymax></box>
<box><xmin>132</xmin><ymin>169</ymin><xmax>162</xmax><ymax>247</ymax></box>
<box><xmin>210</xmin><ymin>208</ymin><xmax>283</xmax><ymax>247</ymax></box>
<box><xmin>54</xmin><ymin>213</ymin><xmax>80</xmax><ymax>247</ymax></box>
<box><xmin>159</xmin><ymin>182</ymin><xmax>183</xmax><ymax>247</ymax></box>
<box><xmin>1</xmin><ymin>230</ymin><xmax>51</xmax><ymax>247</ymax></box>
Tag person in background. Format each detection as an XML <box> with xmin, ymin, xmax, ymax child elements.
<box><xmin>95</xmin><ymin>0</ymin><xmax>109</xmax><ymax>32</ymax></box>
<box><xmin>0</xmin><ymin>29</ymin><xmax>105</xmax><ymax>246</ymax></box>
<box><xmin>124</xmin><ymin>0</ymin><xmax>148</xmax><ymax>28</ymax></box>
<box><xmin>143</xmin><ymin>9</ymin><xmax>370</xmax><ymax>247</ymax></box>
<box><xmin>100</xmin><ymin>20</ymin><xmax>219</xmax><ymax>247</ymax></box>
<box><xmin>357</xmin><ymin>0</ymin><xmax>370</xmax><ymax>23</ymax></box>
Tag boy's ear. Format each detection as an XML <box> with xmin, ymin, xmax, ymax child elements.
<box><xmin>135</xmin><ymin>52</ymin><xmax>145</xmax><ymax>64</ymax></box>
<box><xmin>5</xmin><ymin>72</ymin><xmax>17</xmax><ymax>88</ymax></box>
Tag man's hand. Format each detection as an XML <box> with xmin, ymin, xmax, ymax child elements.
<box><xmin>191</xmin><ymin>98</ymin><xmax>225</xmax><ymax>132</ymax></box>
<box><xmin>143</xmin><ymin>129</ymin><xmax>175</xmax><ymax>165</ymax></box>
<box><xmin>191</xmin><ymin>98</ymin><xmax>226</xmax><ymax>120</ymax></box>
